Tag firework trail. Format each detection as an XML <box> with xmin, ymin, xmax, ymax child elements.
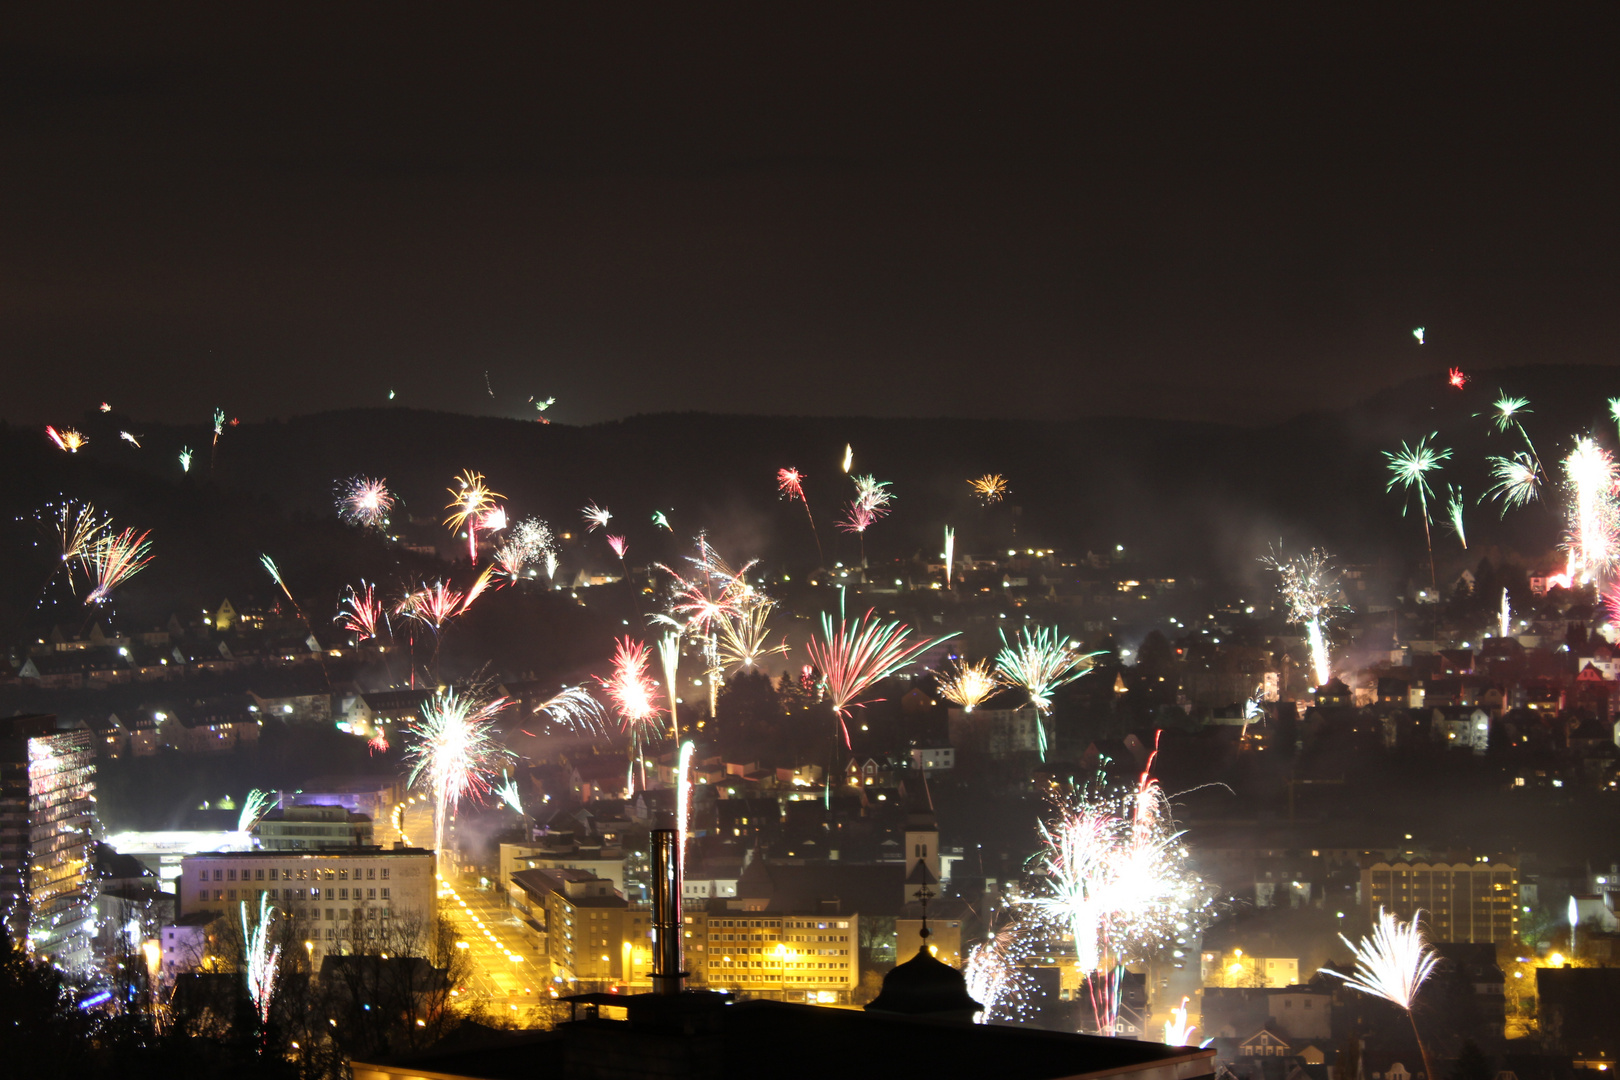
<box><xmin>659</xmin><ymin>632</ymin><xmax>682</xmax><ymax>741</ymax></box>
<box><xmin>337</xmin><ymin>477</ymin><xmax>395</xmax><ymax>528</ymax></box>
<box><xmin>652</xmin><ymin>511</ymin><xmax>672</xmax><ymax>531</ymax></box>
<box><xmin>210</xmin><ymin>408</ymin><xmax>227</xmax><ymax>471</ymax></box>
<box><xmin>497</xmin><ymin>771</ymin><xmax>524</xmax><ymax>815</ymax></box>
<box><xmin>1412</xmin><ymin>327</ymin><xmax>1425</xmax><ymax>344</ymax></box>
<box><xmin>715</xmin><ymin>599</ymin><xmax>789</xmax><ymax>672</ymax></box>
<box><xmin>1383</xmin><ymin>432</ymin><xmax>1451</xmax><ymax>590</ymax></box>
<box><xmin>582</xmin><ymin>503</ymin><xmax>613</xmax><ymax>531</ymax></box>
<box><xmin>676</xmin><ymin>739</ymin><xmax>695</xmax><ymax>901</ymax></box>
<box><xmin>1501</xmin><ymin>588</ymin><xmax>1513</xmax><ymax>638</ymax></box>
<box><xmin>527</xmin><ymin>685</ymin><xmax>610</xmax><ymax>737</ymax></box>
<box><xmin>1263</xmin><ymin>548</ymin><xmax>1345</xmax><ymax>688</ymax></box>
<box><xmin>935</xmin><ymin>658</ymin><xmax>1004</xmax><ymax>712</ymax></box>
<box><xmin>1320</xmin><ymin>908</ymin><xmax>1439</xmax><ymax>1080</ymax></box>
<box><xmin>842</xmin><ymin>444</ymin><xmax>853</xmax><ymax>473</ymax></box>
<box><xmin>493</xmin><ymin>517</ymin><xmax>555</xmax><ymax>584</ymax></box>
<box><xmin>98</xmin><ymin>402</ymin><xmax>111</xmax><ymax>412</ymax></box>
<box><xmin>1483</xmin><ymin>393</ymin><xmax>1544</xmax><ymax>480</ymax></box>
<box><xmin>1447</xmin><ymin>367</ymin><xmax>1468</xmax><ymax>389</ymax></box>
<box><xmin>805</xmin><ymin>610</ymin><xmax>958</xmax><ymax>747</ymax></box>
<box><xmin>943</xmin><ymin>526</ymin><xmax>955</xmax><ymax>590</ymax></box>
<box><xmin>444</xmin><ymin>470</ymin><xmax>502</xmax><ymax>563</ymax></box>
<box><xmin>996</xmin><ymin>625</ymin><xmax>1095</xmax><ymax>759</ymax></box>
<box><xmin>336</xmin><ymin>581</ymin><xmax>387</xmax><ymax>641</ymax></box>
<box><xmin>1020</xmin><ymin>744</ymin><xmax>1215</xmax><ymax>1035</ymax></box>
<box><xmin>544</xmin><ymin>550</ymin><xmax>560</xmax><ymax>581</ymax></box>
<box><xmin>607</xmin><ymin>534</ymin><xmax>628</xmax><ymax>560</ymax></box>
<box><xmin>178</xmin><ymin>447</ymin><xmax>193</xmax><ymax>473</ymax></box>
<box><xmin>240</xmin><ymin>893</ymin><xmax>282</xmax><ymax>1025</ymax></box>
<box><xmin>85</xmin><ymin>529</ymin><xmax>153</xmax><ymax>604</ymax></box>
<box><xmin>1610</xmin><ymin>398</ymin><xmax>1620</xmax><ymax>441</ymax></box>
<box><xmin>1563</xmin><ymin>436</ymin><xmax>1620</xmax><ymax>585</ymax></box>
<box><xmin>45</xmin><ymin>426</ymin><xmax>87</xmax><ymax>452</ymax></box>
<box><xmin>968</xmin><ymin>474</ymin><xmax>1009</xmax><ymax>503</ymax></box>
<box><xmin>119</xmin><ymin>431</ymin><xmax>142</xmax><ymax>448</ymax></box>
<box><xmin>1484</xmin><ymin>452</ymin><xmax>1541</xmax><ymax>513</ymax></box>
<box><xmin>778</xmin><ymin>467</ymin><xmax>824</xmax><ymax>564</ymax></box>
<box><xmin>838</xmin><ymin>500</ymin><xmax>876</xmax><ymax>535</ymax></box>
<box><xmin>237</xmin><ymin>789</ymin><xmax>275</xmax><ymax>833</ymax></box>
<box><xmin>404</xmin><ymin>687</ymin><xmax>515</xmax><ymax>856</ymax></box>
<box><xmin>1446</xmin><ymin>484</ymin><xmax>1467</xmax><ymax>549</ymax></box>
<box><xmin>964</xmin><ymin>928</ymin><xmax>1035</xmax><ymax>1024</ymax></box>
<box><xmin>597</xmin><ymin>637</ymin><xmax>665</xmax><ymax>791</ymax></box>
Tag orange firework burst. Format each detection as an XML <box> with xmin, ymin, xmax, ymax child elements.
<box><xmin>45</xmin><ymin>426</ymin><xmax>88</xmax><ymax>453</ymax></box>
<box><xmin>968</xmin><ymin>473</ymin><xmax>1009</xmax><ymax>503</ymax></box>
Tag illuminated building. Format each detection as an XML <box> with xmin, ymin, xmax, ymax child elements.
<box><xmin>178</xmin><ymin>846</ymin><xmax>435</xmax><ymax>959</ymax></box>
<box><xmin>253</xmin><ymin>804</ymin><xmax>376</xmax><ymax>849</ymax></box>
<box><xmin>511</xmin><ymin>866</ymin><xmax>628</xmax><ymax>983</ymax></box>
<box><xmin>0</xmin><ymin>714</ymin><xmax>97</xmax><ymax>969</ymax></box>
<box><xmin>1361</xmin><ymin>854</ymin><xmax>1518</xmax><ymax>944</ymax></box>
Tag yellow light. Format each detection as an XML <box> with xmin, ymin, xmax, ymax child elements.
<box><xmin>1550</xmin><ymin>952</ymin><xmax>1566</xmax><ymax>967</ymax></box>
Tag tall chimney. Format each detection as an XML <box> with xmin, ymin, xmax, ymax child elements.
<box><xmin>649</xmin><ymin>827</ymin><xmax>685</xmax><ymax>995</ymax></box>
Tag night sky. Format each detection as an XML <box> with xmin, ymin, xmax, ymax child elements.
<box><xmin>5</xmin><ymin>6</ymin><xmax>1619</xmax><ymax>427</ymax></box>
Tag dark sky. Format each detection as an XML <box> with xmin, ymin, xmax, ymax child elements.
<box><xmin>5</xmin><ymin>6</ymin><xmax>1619</xmax><ymax>427</ymax></box>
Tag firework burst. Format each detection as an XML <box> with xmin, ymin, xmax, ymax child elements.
<box><xmin>493</xmin><ymin>517</ymin><xmax>555</xmax><ymax>583</ymax></box>
<box><xmin>777</xmin><ymin>467</ymin><xmax>824</xmax><ymax>564</ymax></box>
<box><xmin>1446</xmin><ymin>484</ymin><xmax>1467</xmax><ymax>549</ymax></box>
<box><xmin>45</xmin><ymin>426</ymin><xmax>87</xmax><ymax>452</ymax></box>
<box><xmin>1020</xmin><ymin>747</ymin><xmax>1214</xmax><ymax>1034</ymax></box>
<box><xmin>652</xmin><ymin>510</ymin><xmax>672</xmax><ymax>531</ymax></box>
<box><xmin>237</xmin><ymin>789</ymin><xmax>275</xmax><ymax>833</ymax></box>
<box><xmin>48</xmin><ymin>501</ymin><xmax>111</xmax><ymax>584</ymax></box>
<box><xmin>1485</xmin><ymin>452</ymin><xmax>1541</xmax><ymax>512</ymax></box>
<box><xmin>715</xmin><ymin>599</ymin><xmax>789</xmax><ymax>671</ymax></box>
<box><xmin>444</xmin><ymin>470</ymin><xmax>502</xmax><ymax>563</ymax></box>
<box><xmin>1563</xmin><ymin>436</ymin><xmax>1620</xmax><ymax>584</ymax></box>
<box><xmin>336</xmin><ymin>580</ymin><xmax>387</xmax><ymax>641</ymax></box>
<box><xmin>607</xmin><ymin>535</ymin><xmax>628</xmax><ymax>560</ymax></box>
<box><xmin>338</xmin><ymin>476</ymin><xmax>395</xmax><ymax>528</ymax></box>
<box><xmin>805</xmin><ymin>610</ymin><xmax>957</xmax><ymax>746</ymax></box>
<box><xmin>1320</xmin><ymin>907</ymin><xmax>1439</xmax><ymax>1079</ymax></box>
<box><xmin>964</xmin><ymin>929</ymin><xmax>1036</xmax><ymax>1024</ymax></box>
<box><xmin>404</xmin><ymin>687</ymin><xmax>515</xmax><ymax>855</ymax></box>
<box><xmin>178</xmin><ymin>447</ymin><xmax>193</xmax><ymax>472</ymax></box>
<box><xmin>582</xmin><ymin>502</ymin><xmax>612</xmax><ymax>531</ymax></box>
<box><xmin>85</xmin><ymin>528</ymin><xmax>153</xmax><ymax>604</ymax></box>
<box><xmin>597</xmin><ymin>637</ymin><xmax>665</xmax><ymax>790</ymax></box>
<box><xmin>968</xmin><ymin>474</ymin><xmax>1009</xmax><ymax>503</ymax></box>
<box><xmin>935</xmin><ymin>658</ymin><xmax>1005</xmax><ymax>712</ymax></box>
<box><xmin>1263</xmin><ymin>548</ymin><xmax>1345</xmax><ymax>687</ymax></box>
<box><xmin>1383</xmin><ymin>432</ymin><xmax>1451</xmax><ymax>588</ymax></box>
<box><xmin>996</xmin><ymin>625</ymin><xmax>1094</xmax><ymax>714</ymax></box>
<box><xmin>1447</xmin><ymin>367</ymin><xmax>1468</xmax><ymax>390</ymax></box>
<box><xmin>119</xmin><ymin>431</ymin><xmax>142</xmax><ymax>448</ymax></box>
<box><xmin>497</xmin><ymin>771</ymin><xmax>524</xmax><ymax>815</ymax></box>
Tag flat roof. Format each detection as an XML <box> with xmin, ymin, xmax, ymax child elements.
<box><xmin>182</xmin><ymin>846</ymin><xmax>432</xmax><ymax>858</ymax></box>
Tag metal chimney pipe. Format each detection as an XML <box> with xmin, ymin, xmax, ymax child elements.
<box><xmin>649</xmin><ymin>827</ymin><xmax>684</xmax><ymax>995</ymax></box>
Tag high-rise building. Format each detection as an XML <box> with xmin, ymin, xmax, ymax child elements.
<box><xmin>0</xmin><ymin>714</ymin><xmax>98</xmax><ymax>968</ymax></box>
<box><xmin>1361</xmin><ymin>854</ymin><xmax>1519</xmax><ymax>944</ymax></box>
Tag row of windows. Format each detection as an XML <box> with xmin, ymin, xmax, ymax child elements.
<box><xmin>201</xmin><ymin>866</ymin><xmax>390</xmax><ymax>882</ymax></box>
<box><xmin>200</xmin><ymin>889</ymin><xmax>389</xmax><ymax>904</ymax></box>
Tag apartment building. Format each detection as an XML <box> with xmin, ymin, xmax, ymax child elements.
<box><xmin>703</xmin><ymin>912</ymin><xmax>859</xmax><ymax>1004</ymax></box>
<box><xmin>1361</xmin><ymin>854</ymin><xmax>1519</xmax><ymax>944</ymax></box>
<box><xmin>179</xmin><ymin>846</ymin><xmax>435</xmax><ymax>957</ymax></box>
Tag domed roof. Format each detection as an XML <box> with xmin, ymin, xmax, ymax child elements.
<box><xmin>865</xmin><ymin>944</ymin><xmax>983</xmax><ymax>1019</ymax></box>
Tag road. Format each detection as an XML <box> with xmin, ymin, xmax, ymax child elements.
<box><xmin>382</xmin><ymin>794</ymin><xmax>555</xmax><ymax>1023</ymax></box>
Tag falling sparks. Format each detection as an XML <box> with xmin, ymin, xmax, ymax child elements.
<box><xmin>85</xmin><ymin>528</ymin><xmax>153</xmax><ymax>605</ymax></box>
<box><xmin>935</xmin><ymin>658</ymin><xmax>1004</xmax><ymax>712</ymax></box>
<box><xmin>52</xmin><ymin>501</ymin><xmax>111</xmax><ymax>576</ymax></box>
<box><xmin>445</xmin><ymin>470</ymin><xmax>502</xmax><ymax>563</ymax></box>
<box><xmin>943</xmin><ymin>525</ymin><xmax>955</xmax><ymax>589</ymax></box>
<box><xmin>45</xmin><ymin>426</ymin><xmax>87</xmax><ymax>452</ymax></box>
<box><xmin>1563</xmin><ymin>436</ymin><xmax>1619</xmax><ymax>584</ymax></box>
<box><xmin>805</xmin><ymin>610</ymin><xmax>957</xmax><ymax>746</ymax></box>
<box><xmin>404</xmin><ymin>687</ymin><xmax>514</xmax><ymax>856</ymax></box>
<box><xmin>1263</xmin><ymin>548</ymin><xmax>1345</xmax><ymax>688</ymax></box>
<box><xmin>119</xmin><ymin>431</ymin><xmax>142</xmax><ymax>448</ymax></box>
<box><xmin>497</xmin><ymin>771</ymin><xmax>524</xmax><ymax>816</ymax></box>
<box><xmin>529</xmin><ymin>685</ymin><xmax>609</xmax><ymax>737</ymax></box>
<box><xmin>968</xmin><ymin>474</ymin><xmax>1009</xmax><ymax>503</ymax></box>
<box><xmin>1163</xmin><ymin>996</ymin><xmax>1199</xmax><ymax>1046</ymax></box>
<box><xmin>240</xmin><ymin>893</ymin><xmax>282</xmax><ymax>1025</ymax></box>
<box><xmin>582</xmin><ymin>502</ymin><xmax>613</xmax><ymax>531</ymax></box>
<box><xmin>337</xmin><ymin>476</ymin><xmax>395</xmax><ymax>528</ymax></box>
<box><xmin>1446</xmin><ymin>367</ymin><xmax>1468</xmax><ymax>390</ymax></box>
<box><xmin>964</xmin><ymin>930</ymin><xmax>1035</xmax><ymax>1024</ymax></box>
<box><xmin>607</xmin><ymin>534</ymin><xmax>628</xmax><ymax>560</ymax></box>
